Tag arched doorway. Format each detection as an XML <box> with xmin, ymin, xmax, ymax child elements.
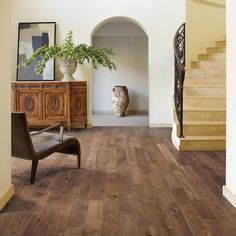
<box><xmin>91</xmin><ymin>17</ymin><xmax>149</xmax><ymax>126</ymax></box>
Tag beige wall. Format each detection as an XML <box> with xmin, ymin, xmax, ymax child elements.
<box><xmin>11</xmin><ymin>0</ymin><xmax>185</xmax><ymax>127</ymax></box>
<box><xmin>186</xmin><ymin>0</ymin><xmax>226</xmax><ymax>68</ymax></box>
<box><xmin>223</xmin><ymin>0</ymin><xmax>236</xmax><ymax>208</ymax></box>
<box><xmin>0</xmin><ymin>0</ymin><xmax>14</xmax><ymax>210</ymax></box>
<box><xmin>93</xmin><ymin>35</ymin><xmax>148</xmax><ymax>112</ymax></box>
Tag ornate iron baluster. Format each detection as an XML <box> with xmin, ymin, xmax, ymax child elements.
<box><xmin>174</xmin><ymin>23</ymin><xmax>185</xmax><ymax>138</ymax></box>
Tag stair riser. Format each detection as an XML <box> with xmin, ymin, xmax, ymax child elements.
<box><xmin>191</xmin><ymin>61</ymin><xmax>226</xmax><ymax>68</ymax></box>
<box><xmin>179</xmin><ymin>140</ymin><xmax>225</xmax><ymax>151</ymax></box>
<box><xmin>177</xmin><ymin>125</ymin><xmax>225</xmax><ymax>136</ymax></box>
<box><xmin>207</xmin><ymin>48</ymin><xmax>226</xmax><ymax>53</ymax></box>
<box><xmin>174</xmin><ymin>111</ymin><xmax>226</xmax><ymax>121</ymax></box>
<box><xmin>198</xmin><ymin>54</ymin><xmax>225</xmax><ymax>60</ymax></box>
<box><xmin>185</xmin><ymin>78</ymin><xmax>225</xmax><ymax>87</ymax></box>
<box><xmin>187</xmin><ymin>69</ymin><xmax>225</xmax><ymax>76</ymax></box>
<box><xmin>215</xmin><ymin>41</ymin><xmax>226</xmax><ymax>47</ymax></box>
<box><xmin>184</xmin><ymin>87</ymin><xmax>225</xmax><ymax>97</ymax></box>
<box><xmin>184</xmin><ymin>99</ymin><xmax>225</xmax><ymax>110</ymax></box>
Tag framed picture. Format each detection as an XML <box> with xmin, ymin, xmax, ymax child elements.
<box><xmin>16</xmin><ymin>22</ymin><xmax>56</xmax><ymax>81</ymax></box>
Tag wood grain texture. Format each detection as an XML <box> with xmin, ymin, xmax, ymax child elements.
<box><xmin>11</xmin><ymin>81</ymin><xmax>87</xmax><ymax>129</ymax></box>
<box><xmin>1</xmin><ymin>127</ymin><xmax>236</xmax><ymax>236</ymax></box>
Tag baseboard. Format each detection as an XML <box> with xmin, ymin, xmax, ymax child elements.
<box><xmin>0</xmin><ymin>184</ymin><xmax>14</xmax><ymax>211</ymax></box>
<box><xmin>223</xmin><ymin>185</ymin><xmax>236</xmax><ymax>208</ymax></box>
<box><xmin>93</xmin><ymin>110</ymin><xmax>148</xmax><ymax>115</ymax></box>
<box><xmin>70</xmin><ymin>124</ymin><xmax>92</xmax><ymax>129</ymax></box>
<box><xmin>149</xmin><ymin>123</ymin><xmax>172</xmax><ymax>128</ymax></box>
<box><xmin>93</xmin><ymin>110</ymin><xmax>113</xmax><ymax>114</ymax></box>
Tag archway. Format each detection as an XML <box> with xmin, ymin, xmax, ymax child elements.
<box><xmin>91</xmin><ymin>17</ymin><xmax>149</xmax><ymax>126</ymax></box>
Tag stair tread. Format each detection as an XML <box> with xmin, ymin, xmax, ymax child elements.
<box><xmin>187</xmin><ymin>68</ymin><xmax>225</xmax><ymax>71</ymax></box>
<box><xmin>183</xmin><ymin>108</ymin><xmax>225</xmax><ymax>111</ymax></box>
<box><xmin>184</xmin><ymin>96</ymin><xmax>225</xmax><ymax>99</ymax></box>
<box><xmin>216</xmin><ymin>40</ymin><xmax>226</xmax><ymax>43</ymax></box>
<box><xmin>199</xmin><ymin>52</ymin><xmax>225</xmax><ymax>56</ymax></box>
<box><xmin>186</xmin><ymin>77</ymin><xmax>225</xmax><ymax>79</ymax></box>
<box><xmin>184</xmin><ymin>85</ymin><xmax>226</xmax><ymax>88</ymax></box>
<box><xmin>186</xmin><ymin>76</ymin><xmax>226</xmax><ymax>79</ymax></box>
<box><xmin>180</xmin><ymin>136</ymin><xmax>226</xmax><ymax>141</ymax></box>
<box><xmin>175</xmin><ymin>121</ymin><xmax>226</xmax><ymax>125</ymax></box>
<box><xmin>207</xmin><ymin>46</ymin><xmax>225</xmax><ymax>49</ymax></box>
<box><xmin>191</xmin><ymin>59</ymin><xmax>226</xmax><ymax>64</ymax></box>
<box><xmin>190</xmin><ymin>67</ymin><xmax>226</xmax><ymax>69</ymax></box>
<box><xmin>198</xmin><ymin>58</ymin><xmax>225</xmax><ymax>60</ymax></box>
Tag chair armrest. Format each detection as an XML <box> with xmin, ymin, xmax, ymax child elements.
<box><xmin>30</xmin><ymin>123</ymin><xmax>64</xmax><ymax>142</ymax></box>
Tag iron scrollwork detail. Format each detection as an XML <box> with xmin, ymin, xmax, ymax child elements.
<box><xmin>174</xmin><ymin>23</ymin><xmax>185</xmax><ymax>138</ymax></box>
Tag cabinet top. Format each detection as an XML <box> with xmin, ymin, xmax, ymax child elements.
<box><xmin>11</xmin><ymin>80</ymin><xmax>87</xmax><ymax>90</ymax></box>
<box><xmin>12</xmin><ymin>81</ymin><xmax>86</xmax><ymax>84</ymax></box>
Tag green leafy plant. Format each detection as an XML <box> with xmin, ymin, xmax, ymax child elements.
<box><xmin>22</xmin><ymin>31</ymin><xmax>117</xmax><ymax>75</ymax></box>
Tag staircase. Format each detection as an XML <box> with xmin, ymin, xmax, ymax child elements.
<box><xmin>172</xmin><ymin>39</ymin><xmax>226</xmax><ymax>151</ymax></box>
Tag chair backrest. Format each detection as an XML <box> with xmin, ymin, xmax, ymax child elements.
<box><xmin>11</xmin><ymin>112</ymin><xmax>35</xmax><ymax>160</ymax></box>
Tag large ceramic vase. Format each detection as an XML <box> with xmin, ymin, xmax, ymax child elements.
<box><xmin>60</xmin><ymin>59</ymin><xmax>76</xmax><ymax>81</ymax></box>
<box><xmin>112</xmin><ymin>86</ymin><xmax>130</xmax><ymax>117</ymax></box>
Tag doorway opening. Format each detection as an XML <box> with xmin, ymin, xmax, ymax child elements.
<box><xmin>91</xmin><ymin>18</ymin><xmax>149</xmax><ymax>126</ymax></box>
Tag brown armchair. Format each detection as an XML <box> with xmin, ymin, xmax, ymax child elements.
<box><xmin>11</xmin><ymin>112</ymin><xmax>81</xmax><ymax>184</ymax></box>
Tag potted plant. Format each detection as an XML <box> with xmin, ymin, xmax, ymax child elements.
<box><xmin>22</xmin><ymin>31</ymin><xmax>117</xmax><ymax>81</ymax></box>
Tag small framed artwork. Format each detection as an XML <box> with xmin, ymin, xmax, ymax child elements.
<box><xmin>16</xmin><ymin>22</ymin><xmax>56</xmax><ymax>81</ymax></box>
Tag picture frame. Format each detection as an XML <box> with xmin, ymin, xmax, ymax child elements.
<box><xmin>16</xmin><ymin>22</ymin><xmax>56</xmax><ymax>81</ymax></box>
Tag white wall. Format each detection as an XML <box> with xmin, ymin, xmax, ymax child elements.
<box><xmin>92</xmin><ymin>35</ymin><xmax>148</xmax><ymax>112</ymax></box>
<box><xmin>186</xmin><ymin>0</ymin><xmax>225</xmax><ymax>68</ymax></box>
<box><xmin>223</xmin><ymin>0</ymin><xmax>236</xmax><ymax>208</ymax></box>
<box><xmin>0</xmin><ymin>0</ymin><xmax>14</xmax><ymax>210</ymax></box>
<box><xmin>11</xmin><ymin>0</ymin><xmax>185</xmax><ymax>126</ymax></box>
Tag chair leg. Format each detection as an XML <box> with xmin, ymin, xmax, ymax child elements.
<box><xmin>77</xmin><ymin>154</ymin><xmax>81</xmax><ymax>168</ymax></box>
<box><xmin>77</xmin><ymin>143</ymin><xmax>81</xmax><ymax>169</ymax></box>
<box><xmin>30</xmin><ymin>160</ymin><xmax>38</xmax><ymax>184</ymax></box>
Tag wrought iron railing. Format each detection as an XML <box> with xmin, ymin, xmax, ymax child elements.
<box><xmin>174</xmin><ymin>23</ymin><xmax>185</xmax><ymax>138</ymax></box>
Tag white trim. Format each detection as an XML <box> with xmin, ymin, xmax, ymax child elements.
<box><xmin>0</xmin><ymin>185</ymin><xmax>14</xmax><ymax>211</ymax></box>
<box><xmin>223</xmin><ymin>185</ymin><xmax>236</xmax><ymax>208</ymax></box>
<box><xmin>93</xmin><ymin>110</ymin><xmax>148</xmax><ymax>115</ymax></box>
<box><xmin>149</xmin><ymin>123</ymin><xmax>172</xmax><ymax>128</ymax></box>
<box><xmin>171</xmin><ymin>124</ymin><xmax>181</xmax><ymax>150</ymax></box>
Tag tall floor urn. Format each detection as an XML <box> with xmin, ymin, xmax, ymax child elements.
<box><xmin>112</xmin><ymin>86</ymin><xmax>130</xmax><ymax>117</ymax></box>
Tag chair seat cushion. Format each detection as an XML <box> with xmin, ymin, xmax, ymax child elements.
<box><xmin>31</xmin><ymin>132</ymin><xmax>79</xmax><ymax>159</ymax></box>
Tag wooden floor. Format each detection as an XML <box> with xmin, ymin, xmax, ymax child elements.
<box><xmin>1</xmin><ymin>127</ymin><xmax>236</xmax><ymax>236</ymax></box>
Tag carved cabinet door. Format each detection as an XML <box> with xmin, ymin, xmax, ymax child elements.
<box><xmin>43</xmin><ymin>90</ymin><xmax>68</xmax><ymax>122</ymax></box>
<box><xmin>71</xmin><ymin>89</ymin><xmax>87</xmax><ymax>123</ymax></box>
<box><xmin>16</xmin><ymin>90</ymin><xmax>42</xmax><ymax>122</ymax></box>
<box><xmin>71</xmin><ymin>91</ymin><xmax>86</xmax><ymax>123</ymax></box>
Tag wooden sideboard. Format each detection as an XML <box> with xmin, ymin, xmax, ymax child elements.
<box><xmin>11</xmin><ymin>81</ymin><xmax>87</xmax><ymax>129</ymax></box>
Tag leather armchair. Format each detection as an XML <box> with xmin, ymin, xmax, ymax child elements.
<box><xmin>11</xmin><ymin>112</ymin><xmax>81</xmax><ymax>184</ymax></box>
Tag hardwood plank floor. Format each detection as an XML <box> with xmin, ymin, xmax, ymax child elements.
<box><xmin>1</xmin><ymin>127</ymin><xmax>236</xmax><ymax>236</ymax></box>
